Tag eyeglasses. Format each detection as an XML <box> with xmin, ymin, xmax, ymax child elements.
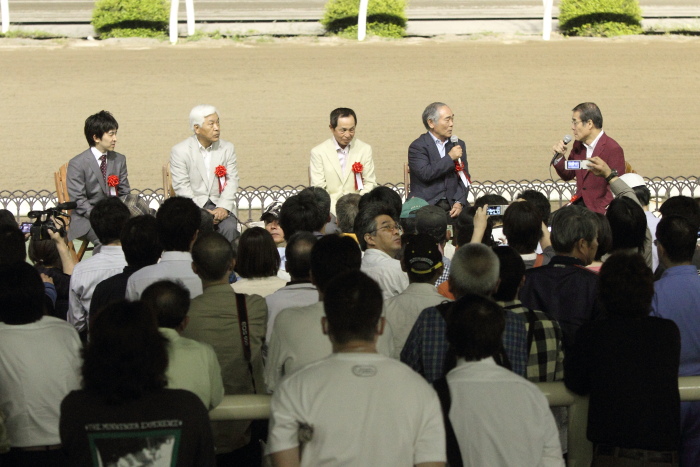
<box><xmin>571</xmin><ymin>119</ymin><xmax>583</xmax><ymax>126</ymax></box>
<box><xmin>371</xmin><ymin>223</ymin><xmax>403</xmax><ymax>235</ymax></box>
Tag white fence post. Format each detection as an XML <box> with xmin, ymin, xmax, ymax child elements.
<box><xmin>170</xmin><ymin>0</ymin><xmax>196</xmax><ymax>44</ymax></box>
<box><xmin>542</xmin><ymin>0</ymin><xmax>553</xmax><ymax>40</ymax></box>
<box><xmin>1</xmin><ymin>0</ymin><xmax>9</xmax><ymax>34</ymax></box>
<box><xmin>185</xmin><ymin>0</ymin><xmax>195</xmax><ymax>36</ymax></box>
<box><xmin>358</xmin><ymin>0</ymin><xmax>369</xmax><ymax>41</ymax></box>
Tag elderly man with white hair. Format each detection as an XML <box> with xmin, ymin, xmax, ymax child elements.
<box><xmin>170</xmin><ymin>104</ymin><xmax>240</xmax><ymax>241</ymax></box>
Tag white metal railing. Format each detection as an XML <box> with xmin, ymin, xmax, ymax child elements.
<box><xmin>543</xmin><ymin>0</ymin><xmax>554</xmax><ymax>40</ymax></box>
<box><xmin>210</xmin><ymin>377</ymin><xmax>700</xmax><ymax>466</ymax></box>
<box><xmin>169</xmin><ymin>0</ymin><xmax>196</xmax><ymax>44</ymax></box>
<box><xmin>1</xmin><ymin>0</ymin><xmax>9</xmax><ymax>34</ymax></box>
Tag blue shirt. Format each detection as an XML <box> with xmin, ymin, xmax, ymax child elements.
<box><xmin>651</xmin><ymin>265</ymin><xmax>700</xmax><ymax>377</ymax></box>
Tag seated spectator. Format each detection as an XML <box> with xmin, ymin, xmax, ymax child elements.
<box><xmin>68</xmin><ymin>197</ymin><xmax>130</xmax><ymax>335</ymax></box>
<box><xmin>59</xmin><ymin>300</ymin><xmax>215</xmax><ymax>466</ymax></box>
<box><xmin>335</xmin><ymin>193</ymin><xmax>362</xmax><ymax>242</ymax></box>
<box><xmin>126</xmin><ymin>196</ymin><xmax>202</xmax><ymax>300</ymax></box>
<box><xmin>384</xmin><ymin>233</ymin><xmax>448</xmax><ymax>358</ymax></box>
<box><xmin>619</xmin><ymin>172</ymin><xmax>661</xmax><ymax>270</ymax></box>
<box><xmin>278</xmin><ymin>191</ymin><xmax>325</xmax><ymax>241</ymax></box>
<box><xmin>28</xmin><ymin>229</ymin><xmax>76</xmax><ymax>319</ymax></box>
<box><xmin>232</xmin><ymin>227</ymin><xmax>286</xmax><ymax>297</ymax></box>
<box><xmin>358</xmin><ymin>185</ymin><xmax>403</xmax><ymax>219</ymax></box>
<box><xmin>401</xmin><ymin>243</ymin><xmax>528</xmax><ymax>382</ymax></box>
<box><xmin>141</xmin><ymin>280</ymin><xmax>224</xmax><ymax>410</ymax></box>
<box><xmin>566</xmin><ymin>253</ymin><xmax>681</xmax><ymax>465</ymax></box>
<box><xmin>355</xmin><ymin>202</ymin><xmax>408</xmax><ymax>299</ymax></box>
<box><xmin>0</xmin><ymin>210</ymin><xmax>18</xmax><ymax>228</ymax></box>
<box><xmin>300</xmin><ymin>186</ymin><xmax>336</xmax><ymax>234</ymax></box>
<box><xmin>261</xmin><ymin>202</ymin><xmax>287</xmax><ymax>275</ymax></box>
<box><xmin>516</xmin><ymin>189</ymin><xmax>552</xmax><ymax>226</ymax></box>
<box><xmin>399</xmin><ymin>196</ymin><xmax>429</xmax><ymax>235</ymax></box>
<box><xmin>586</xmin><ymin>212</ymin><xmax>613</xmax><ymax>272</ymax></box>
<box><xmin>265</xmin><ymin>234</ymin><xmax>394</xmax><ymax>393</ymax></box>
<box><xmin>90</xmin><ymin>215</ymin><xmax>161</xmax><ymax>320</ymax></box>
<box><xmin>267</xmin><ymin>270</ymin><xmax>446</xmax><ymax>467</ymax></box>
<box><xmin>473</xmin><ymin>194</ymin><xmax>509</xmax><ymax>243</ymax></box>
<box><xmin>502</xmin><ymin>200</ymin><xmax>554</xmax><ymax>268</ymax></box>
<box><xmin>265</xmin><ymin>232</ymin><xmax>318</xmax><ymax>344</ymax></box>
<box><xmin>184</xmin><ymin>231</ymin><xmax>267</xmax><ymax>463</ymax></box>
<box><xmin>440</xmin><ymin>293</ymin><xmax>563</xmax><ymax>467</ymax></box>
<box><xmin>415</xmin><ymin>205</ymin><xmax>452</xmax><ymax>286</ymax></box>
<box><xmin>0</xmin><ymin>262</ymin><xmax>81</xmax><ymax>466</ymax></box>
<box><xmin>654</xmin><ymin>195</ymin><xmax>700</xmax><ymax>278</ymax></box>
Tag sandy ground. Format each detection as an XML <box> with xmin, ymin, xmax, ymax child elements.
<box><xmin>0</xmin><ymin>34</ymin><xmax>699</xmax><ymax>193</ymax></box>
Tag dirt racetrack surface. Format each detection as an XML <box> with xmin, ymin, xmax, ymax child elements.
<box><xmin>0</xmin><ymin>34</ymin><xmax>699</xmax><ymax>193</ymax></box>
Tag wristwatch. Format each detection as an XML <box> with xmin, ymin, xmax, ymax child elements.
<box><xmin>605</xmin><ymin>169</ymin><xmax>618</xmax><ymax>183</ymax></box>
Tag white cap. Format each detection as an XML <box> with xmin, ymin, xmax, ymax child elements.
<box><xmin>619</xmin><ymin>172</ymin><xmax>645</xmax><ymax>188</ymax></box>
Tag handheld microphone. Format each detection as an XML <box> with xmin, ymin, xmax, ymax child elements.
<box><xmin>550</xmin><ymin>135</ymin><xmax>572</xmax><ymax>166</ymax></box>
<box><xmin>450</xmin><ymin>135</ymin><xmax>462</xmax><ymax>161</ymax></box>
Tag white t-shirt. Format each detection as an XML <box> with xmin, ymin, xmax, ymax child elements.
<box><xmin>268</xmin><ymin>352</ymin><xmax>446</xmax><ymax>466</ymax></box>
<box><xmin>447</xmin><ymin>357</ymin><xmax>564</xmax><ymax>467</ymax></box>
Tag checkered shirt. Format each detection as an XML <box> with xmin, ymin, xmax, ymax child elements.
<box><xmin>435</xmin><ymin>256</ymin><xmax>451</xmax><ymax>287</ymax></box>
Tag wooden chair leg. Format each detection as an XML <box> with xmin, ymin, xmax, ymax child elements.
<box><xmin>77</xmin><ymin>240</ymin><xmax>88</xmax><ymax>261</ymax></box>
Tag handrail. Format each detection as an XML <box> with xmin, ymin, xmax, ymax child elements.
<box><xmin>209</xmin><ymin>377</ymin><xmax>700</xmax><ymax>466</ymax></box>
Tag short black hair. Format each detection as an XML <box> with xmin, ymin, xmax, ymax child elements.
<box><xmin>329</xmin><ymin>108</ymin><xmax>357</xmax><ymax>129</ymax></box>
<box><xmin>474</xmin><ymin>194</ymin><xmax>509</xmax><ymax>209</ymax></box>
<box><xmin>84</xmin><ymin>110</ymin><xmax>119</xmax><ymax>147</ymax></box>
<box><xmin>502</xmin><ymin>201</ymin><xmax>542</xmax><ymax>254</ymax></box>
<box><xmin>446</xmin><ymin>294</ymin><xmax>505</xmax><ymax>361</ymax></box>
<box><xmin>191</xmin><ymin>231</ymin><xmax>234</xmax><ymax>282</ymax></box>
<box><xmin>156</xmin><ymin>197</ymin><xmax>201</xmax><ymax>252</ymax></box>
<box><xmin>353</xmin><ymin>203</ymin><xmax>397</xmax><ymax>251</ymax></box>
<box><xmin>492</xmin><ymin>246</ymin><xmax>526</xmax><ymax>302</ymax></box>
<box><xmin>285</xmin><ymin>231</ymin><xmax>317</xmax><ymax>280</ymax></box>
<box><xmin>121</xmin><ymin>215</ymin><xmax>162</xmax><ymax>268</ymax></box>
<box><xmin>592</xmin><ymin>212</ymin><xmax>613</xmax><ymax>262</ymax></box>
<box><xmin>300</xmin><ymin>186</ymin><xmax>331</xmax><ymax>223</ymax></box>
<box><xmin>606</xmin><ymin>197</ymin><xmax>647</xmax><ymax>252</ymax></box>
<box><xmin>659</xmin><ymin>196</ymin><xmax>700</xmax><ymax>229</ymax></box>
<box><xmin>335</xmin><ymin>193</ymin><xmax>361</xmax><ymax>234</ymax></box>
<box><xmin>324</xmin><ymin>270</ymin><xmax>383</xmax><ymax>345</ymax></box>
<box><xmin>141</xmin><ymin>280</ymin><xmax>191</xmax><ymax>329</ymax></box>
<box><xmin>235</xmin><ymin>227</ymin><xmax>280</xmax><ymax>278</ymax></box>
<box><xmin>0</xmin><ymin>209</ymin><xmax>18</xmax><ymax>228</ymax></box>
<box><xmin>358</xmin><ymin>186</ymin><xmax>402</xmax><ymax>220</ymax></box>
<box><xmin>454</xmin><ymin>210</ymin><xmax>493</xmax><ymax>248</ymax></box>
<box><xmin>279</xmin><ymin>191</ymin><xmax>325</xmax><ymax>240</ymax></box>
<box><xmin>599</xmin><ymin>253</ymin><xmax>653</xmax><ymax>318</ymax></box>
<box><xmin>90</xmin><ymin>197</ymin><xmax>131</xmax><ymax>245</ymax></box>
<box><xmin>0</xmin><ymin>262</ymin><xmax>45</xmax><ymax>324</ymax></box>
<box><xmin>656</xmin><ymin>215</ymin><xmax>698</xmax><ymax>264</ymax></box>
<box><xmin>632</xmin><ymin>186</ymin><xmax>651</xmax><ymax>207</ymax></box>
<box><xmin>310</xmin><ymin>234</ymin><xmax>361</xmax><ymax>292</ymax></box>
<box><xmin>550</xmin><ymin>205</ymin><xmax>597</xmax><ymax>254</ymax></box>
<box><xmin>516</xmin><ymin>190</ymin><xmax>551</xmax><ymax>225</ymax></box>
<box><xmin>572</xmin><ymin>102</ymin><xmax>603</xmax><ymax>129</ymax></box>
<box><xmin>0</xmin><ymin>225</ymin><xmax>27</xmax><ymax>265</ymax></box>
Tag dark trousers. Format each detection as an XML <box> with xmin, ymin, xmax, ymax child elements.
<box><xmin>592</xmin><ymin>445</ymin><xmax>679</xmax><ymax>466</ymax></box>
<box><xmin>216</xmin><ymin>420</ymin><xmax>268</xmax><ymax>467</ymax></box>
<box><xmin>0</xmin><ymin>448</ymin><xmax>66</xmax><ymax>467</ymax></box>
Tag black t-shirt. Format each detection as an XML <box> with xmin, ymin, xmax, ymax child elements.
<box><xmin>60</xmin><ymin>389</ymin><xmax>215</xmax><ymax>466</ymax></box>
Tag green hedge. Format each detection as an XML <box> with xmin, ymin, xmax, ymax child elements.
<box><xmin>92</xmin><ymin>0</ymin><xmax>169</xmax><ymax>38</ymax></box>
<box><xmin>322</xmin><ymin>0</ymin><xmax>407</xmax><ymax>38</ymax></box>
<box><xmin>559</xmin><ymin>0</ymin><xmax>643</xmax><ymax>37</ymax></box>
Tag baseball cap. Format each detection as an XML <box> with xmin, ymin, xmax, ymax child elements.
<box><xmin>619</xmin><ymin>172</ymin><xmax>646</xmax><ymax>188</ymax></box>
<box><xmin>403</xmin><ymin>233</ymin><xmax>443</xmax><ymax>274</ymax></box>
<box><xmin>401</xmin><ymin>197</ymin><xmax>429</xmax><ymax>219</ymax></box>
<box><xmin>261</xmin><ymin>201</ymin><xmax>283</xmax><ymax>222</ymax></box>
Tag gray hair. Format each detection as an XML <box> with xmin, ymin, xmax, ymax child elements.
<box><xmin>449</xmin><ymin>243</ymin><xmax>499</xmax><ymax>298</ymax></box>
<box><xmin>550</xmin><ymin>205</ymin><xmax>598</xmax><ymax>254</ymax></box>
<box><xmin>189</xmin><ymin>105</ymin><xmax>219</xmax><ymax>132</ymax></box>
<box><xmin>422</xmin><ymin>102</ymin><xmax>448</xmax><ymax>130</ymax></box>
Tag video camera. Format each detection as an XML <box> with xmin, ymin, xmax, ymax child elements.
<box><xmin>26</xmin><ymin>202</ymin><xmax>76</xmax><ymax>241</ymax></box>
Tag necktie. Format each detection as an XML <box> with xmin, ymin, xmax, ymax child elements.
<box><xmin>99</xmin><ymin>155</ymin><xmax>107</xmax><ymax>183</ymax></box>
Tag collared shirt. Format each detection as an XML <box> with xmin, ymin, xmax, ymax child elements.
<box><xmin>68</xmin><ymin>245</ymin><xmax>127</xmax><ymax>332</ymax></box>
<box><xmin>400</xmin><ymin>303</ymin><xmax>528</xmax><ymax>383</ymax></box>
<box><xmin>90</xmin><ymin>146</ymin><xmax>107</xmax><ymax>163</ymax></box>
<box><xmin>333</xmin><ymin>137</ymin><xmax>350</xmax><ymax>175</ymax></box>
<box><xmin>429</xmin><ymin>132</ymin><xmax>447</xmax><ymax>159</ymax></box>
<box><xmin>499</xmin><ymin>300</ymin><xmax>564</xmax><ymax>383</ymax></box>
<box><xmin>198</xmin><ymin>140</ymin><xmax>213</xmax><ymax>181</ymax></box>
<box><xmin>125</xmin><ymin>251</ymin><xmax>203</xmax><ymax>301</ymax></box>
<box><xmin>264</xmin><ymin>281</ymin><xmax>319</xmax><ymax>343</ymax></box>
<box><xmin>361</xmin><ymin>248</ymin><xmax>409</xmax><ymax>300</ymax></box>
<box><xmin>583</xmin><ymin>129</ymin><xmax>605</xmax><ymax>158</ymax></box>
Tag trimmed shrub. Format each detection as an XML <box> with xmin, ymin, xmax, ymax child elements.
<box><xmin>559</xmin><ymin>0</ymin><xmax>643</xmax><ymax>37</ymax></box>
<box><xmin>322</xmin><ymin>0</ymin><xmax>407</xmax><ymax>38</ymax></box>
<box><xmin>92</xmin><ymin>0</ymin><xmax>169</xmax><ymax>38</ymax></box>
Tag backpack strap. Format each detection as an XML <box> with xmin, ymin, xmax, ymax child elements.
<box><xmin>235</xmin><ymin>293</ymin><xmax>256</xmax><ymax>393</ymax></box>
<box><xmin>433</xmin><ymin>377</ymin><xmax>463</xmax><ymax>467</ymax></box>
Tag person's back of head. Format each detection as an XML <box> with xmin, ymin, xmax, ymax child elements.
<box><xmin>474</xmin><ymin>194</ymin><xmax>509</xmax><ymax>227</ymax></box>
<box><xmin>516</xmin><ymin>190</ymin><xmax>551</xmax><ymax>226</ymax></box>
<box><xmin>141</xmin><ymin>280</ymin><xmax>191</xmax><ymax>329</ymax></box>
<box><xmin>285</xmin><ymin>231</ymin><xmax>318</xmax><ymax>281</ymax></box>
<box><xmin>550</xmin><ymin>205</ymin><xmax>598</xmax><ymax>255</ymax></box>
<box><xmin>0</xmin><ymin>225</ymin><xmax>27</xmax><ymax>265</ymax></box>
<box><xmin>446</xmin><ymin>293</ymin><xmax>505</xmax><ymax>361</ymax></box>
<box><xmin>402</xmin><ymin>233</ymin><xmax>444</xmax><ymax>284</ymax></box>
<box><xmin>599</xmin><ymin>253</ymin><xmax>653</xmax><ymax>318</ymax></box>
<box><xmin>0</xmin><ymin>262</ymin><xmax>45</xmax><ymax>325</ymax></box>
<box><xmin>449</xmin><ymin>243</ymin><xmax>500</xmax><ymax>298</ymax></box>
<box><xmin>659</xmin><ymin>196</ymin><xmax>700</xmax><ymax>229</ymax></box>
<box><xmin>415</xmin><ymin>205</ymin><xmax>448</xmax><ymax>246</ymax></box>
<box><xmin>310</xmin><ymin>234</ymin><xmax>362</xmax><ymax>293</ymax></box>
<box><xmin>82</xmin><ymin>300</ymin><xmax>168</xmax><ymax>405</ymax></box>
<box><xmin>121</xmin><ymin>215</ymin><xmax>162</xmax><ymax>269</ymax></box>
<box><xmin>502</xmin><ymin>201</ymin><xmax>542</xmax><ymax>254</ymax></box>
<box><xmin>354</xmin><ymin>203</ymin><xmax>398</xmax><ymax>251</ymax></box>
<box><xmin>28</xmin><ymin>237</ymin><xmax>62</xmax><ymax>269</ymax></box>
<box><xmin>358</xmin><ymin>186</ymin><xmax>402</xmax><ymax>219</ymax></box>
<box><xmin>492</xmin><ymin>246</ymin><xmax>526</xmax><ymax>302</ymax></box>
<box><xmin>656</xmin><ymin>215</ymin><xmax>697</xmax><ymax>266</ymax></box>
<box><xmin>606</xmin><ymin>197</ymin><xmax>647</xmax><ymax>253</ymax></box>
<box><xmin>279</xmin><ymin>191</ymin><xmax>325</xmax><ymax>240</ymax></box>
<box><xmin>336</xmin><ymin>193</ymin><xmax>361</xmax><ymax>234</ymax></box>
<box><xmin>156</xmin><ymin>196</ymin><xmax>201</xmax><ymax>252</ymax></box>
<box><xmin>592</xmin><ymin>212</ymin><xmax>613</xmax><ymax>262</ymax></box>
<box><xmin>454</xmin><ymin>209</ymin><xmax>493</xmax><ymax>248</ymax></box>
<box><xmin>90</xmin><ymin>197</ymin><xmax>131</xmax><ymax>245</ymax></box>
<box><xmin>191</xmin><ymin>231</ymin><xmax>234</xmax><ymax>283</ymax></box>
<box><xmin>300</xmin><ymin>186</ymin><xmax>332</xmax><ymax>224</ymax></box>
<box><xmin>0</xmin><ymin>209</ymin><xmax>18</xmax><ymax>229</ymax></box>
<box><xmin>323</xmin><ymin>270</ymin><xmax>383</xmax><ymax>345</ymax></box>
<box><xmin>235</xmin><ymin>227</ymin><xmax>280</xmax><ymax>278</ymax></box>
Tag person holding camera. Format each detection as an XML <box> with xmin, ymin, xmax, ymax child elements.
<box><xmin>551</xmin><ymin>102</ymin><xmax>626</xmax><ymax>214</ymax></box>
<box><xmin>28</xmin><ymin>229</ymin><xmax>76</xmax><ymax>320</ymax></box>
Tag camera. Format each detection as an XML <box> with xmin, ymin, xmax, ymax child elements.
<box><xmin>20</xmin><ymin>222</ymin><xmax>33</xmax><ymax>234</ymax></box>
<box><xmin>565</xmin><ymin>159</ymin><xmax>591</xmax><ymax>170</ymax></box>
<box><xmin>486</xmin><ymin>205</ymin><xmax>508</xmax><ymax>216</ymax></box>
<box><xmin>26</xmin><ymin>202</ymin><xmax>75</xmax><ymax>241</ymax></box>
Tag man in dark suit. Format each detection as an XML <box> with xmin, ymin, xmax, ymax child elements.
<box><xmin>67</xmin><ymin>111</ymin><xmax>130</xmax><ymax>252</ymax></box>
<box><xmin>408</xmin><ymin>102</ymin><xmax>469</xmax><ymax>224</ymax></box>
<box><xmin>551</xmin><ymin>102</ymin><xmax>626</xmax><ymax>214</ymax></box>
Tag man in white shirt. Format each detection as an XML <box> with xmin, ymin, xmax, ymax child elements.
<box><xmin>355</xmin><ymin>203</ymin><xmax>409</xmax><ymax>299</ymax></box>
<box><xmin>68</xmin><ymin>197</ymin><xmax>130</xmax><ymax>335</ymax></box>
<box><xmin>267</xmin><ymin>269</ymin><xmax>445</xmax><ymax>467</ymax></box>
<box><xmin>126</xmin><ymin>197</ymin><xmax>203</xmax><ymax>300</ymax></box>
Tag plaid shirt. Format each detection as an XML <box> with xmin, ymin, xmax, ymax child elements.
<box><xmin>400</xmin><ymin>302</ymin><xmax>528</xmax><ymax>383</ymax></box>
<box><xmin>499</xmin><ymin>300</ymin><xmax>565</xmax><ymax>383</ymax></box>
<box><xmin>435</xmin><ymin>256</ymin><xmax>451</xmax><ymax>287</ymax></box>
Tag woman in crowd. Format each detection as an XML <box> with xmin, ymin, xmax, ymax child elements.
<box><xmin>231</xmin><ymin>227</ymin><xmax>286</xmax><ymax>297</ymax></box>
<box><xmin>28</xmin><ymin>229</ymin><xmax>76</xmax><ymax>319</ymax></box>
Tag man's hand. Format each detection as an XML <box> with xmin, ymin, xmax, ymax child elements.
<box><xmin>41</xmin><ymin>273</ymin><xmax>54</xmax><ymax>285</ymax></box>
<box><xmin>470</xmin><ymin>205</ymin><xmax>488</xmax><ymax>244</ymax></box>
<box><xmin>448</xmin><ymin>144</ymin><xmax>463</xmax><ymax>161</ymax></box>
<box><xmin>48</xmin><ymin>228</ymin><xmax>67</xmax><ymax>248</ymax></box>
<box><xmin>587</xmin><ymin>156</ymin><xmax>612</xmax><ymax>178</ymax></box>
<box><xmin>207</xmin><ymin>207</ymin><xmax>229</xmax><ymax>223</ymax></box>
<box><xmin>552</xmin><ymin>140</ymin><xmax>568</xmax><ymax>158</ymax></box>
<box><xmin>449</xmin><ymin>202</ymin><xmax>463</xmax><ymax>218</ymax></box>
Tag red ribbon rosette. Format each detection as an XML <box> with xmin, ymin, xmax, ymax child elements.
<box><xmin>454</xmin><ymin>160</ymin><xmax>471</xmax><ymax>188</ymax></box>
<box><xmin>352</xmin><ymin>162</ymin><xmax>363</xmax><ymax>174</ymax></box>
<box><xmin>107</xmin><ymin>175</ymin><xmax>119</xmax><ymax>187</ymax></box>
<box><xmin>215</xmin><ymin>165</ymin><xmax>227</xmax><ymax>193</ymax></box>
<box><xmin>454</xmin><ymin>160</ymin><xmax>464</xmax><ymax>173</ymax></box>
<box><xmin>352</xmin><ymin>163</ymin><xmax>364</xmax><ymax>190</ymax></box>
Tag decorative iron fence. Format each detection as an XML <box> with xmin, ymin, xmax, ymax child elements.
<box><xmin>2</xmin><ymin>176</ymin><xmax>698</xmax><ymax>223</ymax></box>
